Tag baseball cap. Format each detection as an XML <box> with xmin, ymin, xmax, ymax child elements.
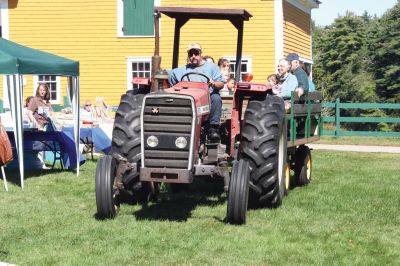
<box><xmin>287</xmin><ymin>53</ymin><xmax>300</xmax><ymax>61</ymax></box>
<box><xmin>187</xmin><ymin>42</ymin><xmax>202</xmax><ymax>52</ymax></box>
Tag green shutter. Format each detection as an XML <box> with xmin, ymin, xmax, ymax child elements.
<box><xmin>123</xmin><ymin>0</ymin><xmax>154</xmax><ymax>36</ymax></box>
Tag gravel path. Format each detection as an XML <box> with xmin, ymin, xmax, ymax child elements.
<box><xmin>308</xmin><ymin>144</ymin><xmax>400</xmax><ymax>153</ymax></box>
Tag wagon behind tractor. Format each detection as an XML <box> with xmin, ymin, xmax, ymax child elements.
<box><xmin>95</xmin><ymin>7</ymin><xmax>323</xmax><ymax>224</ymax></box>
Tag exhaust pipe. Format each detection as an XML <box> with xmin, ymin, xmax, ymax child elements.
<box><xmin>151</xmin><ymin>10</ymin><xmax>162</xmax><ymax>92</ymax></box>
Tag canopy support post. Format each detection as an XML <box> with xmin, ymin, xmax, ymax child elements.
<box><xmin>68</xmin><ymin>76</ymin><xmax>80</xmax><ymax>176</ymax></box>
<box><xmin>8</xmin><ymin>74</ymin><xmax>25</xmax><ymax>189</ymax></box>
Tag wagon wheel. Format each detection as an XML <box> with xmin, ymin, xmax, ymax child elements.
<box><xmin>294</xmin><ymin>145</ymin><xmax>312</xmax><ymax>186</ymax></box>
<box><xmin>226</xmin><ymin>159</ymin><xmax>250</xmax><ymax>225</ymax></box>
<box><xmin>284</xmin><ymin>162</ymin><xmax>290</xmax><ymax>195</ymax></box>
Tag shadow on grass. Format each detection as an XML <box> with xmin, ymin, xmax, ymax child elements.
<box><xmin>2</xmin><ymin>155</ymin><xmax>99</xmax><ymax>188</ymax></box>
<box><xmin>133</xmin><ymin>177</ymin><xmax>227</xmax><ymax>222</ymax></box>
<box><xmin>1</xmin><ymin>166</ymin><xmax>72</xmax><ymax>187</ymax></box>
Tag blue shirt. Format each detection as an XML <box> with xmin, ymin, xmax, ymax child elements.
<box><xmin>277</xmin><ymin>73</ymin><xmax>298</xmax><ymax>99</ymax></box>
<box><xmin>167</xmin><ymin>61</ymin><xmax>224</xmax><ymax>87</ymax></box>
<box><xmin>308</xmin><ymin>79</ymin><xmax>315</xmax><ymax>92</ymax></box>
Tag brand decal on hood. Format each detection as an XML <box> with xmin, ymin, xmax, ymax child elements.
<box><xmin>197</xmin><ymin>105</ymin><xmax>210</xmax><ymax>115</ymax></box>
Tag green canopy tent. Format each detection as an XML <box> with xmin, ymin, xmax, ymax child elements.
<box><xmin>0</xmin><ymin>37</ymin><xmax>80</xmax><ymax>188</ymax></box>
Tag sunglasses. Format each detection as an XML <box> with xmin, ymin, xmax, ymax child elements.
<box><xmin>85</xmin><ymin>104</ymin><xmax>92</xmax><ymax>107</ymax></box>
<box><xmin>188</xmin><ymin>50</ymin><xmax>200</xmax><ymax>57</ymax></box>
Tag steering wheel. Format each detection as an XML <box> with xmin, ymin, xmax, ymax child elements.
<box><xmin>180</xmin><ymin>72</ymin><xmax>211</xmax><ymax>83</ymax></box>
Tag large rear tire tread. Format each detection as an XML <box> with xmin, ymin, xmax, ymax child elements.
<box><xmin>95</xmin><ymin>155</ymin><xmax>118</xmax><ymax>219</ymax></box>
<box><xmin>111</xmin><ymin>93</ymin><xmax>153</xmax><ymax>203</ymax></box>
<box><xmin>239</xmin><ymin>96</ymin><xmax>287</xmax><ymax>208</ymax></box>
<box><xmin>227</xmin><ymin>160</ymin><xmax>250</xmax><ymax>225</ymax></box>
<box><xmin>112</xmin><ymin>93</ymin><xmax>144</xmax><ymax>161</ymax></box>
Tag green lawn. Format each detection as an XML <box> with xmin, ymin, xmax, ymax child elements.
<box><xmin>316</xmin><ymin>136</ymin><xmax>400</xmax><ymax>146</ymax></box>
<box><xmin>1</xmin><ymin>151</ymin><xmax>400</xmax><ymax>265</ymax></box>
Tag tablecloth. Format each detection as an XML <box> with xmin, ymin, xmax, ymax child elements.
<box><xmin>62</xmin><ymin>126</ymin><xmax>112</xmax><ymax>154</ymax></box>
<box><xmin>6</xmin><ymin>129</ymin><xmax>84</xmax><ymax>170</ymax></box>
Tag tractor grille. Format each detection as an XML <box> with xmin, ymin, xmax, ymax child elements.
<box><xmin>142</xmin><ymin>96</ymin><xmax>194</xmax><ymax>169</ymax></box>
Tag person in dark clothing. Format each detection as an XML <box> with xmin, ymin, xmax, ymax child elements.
<box><xmin>287</xmin><ymin>53</ymin><xmax>309</xmax><ymax>97</ymax></box>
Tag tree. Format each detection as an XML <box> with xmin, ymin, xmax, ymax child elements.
<box><xmin>312</xmin><ymin>3</ymin><xmax>400</xmax><ymax>131</ymax></box>
<box><xmin>371</xmin><ymin>2</ymin><xmax>400</xmax><ymax>104</ymax></box>
<box><xmin>313</xmin><ymin>12</ymin><xmax>378</xmax><ymax>104</ymax></box>
<box><xmin>312</xmin><ymin>12</ymin><xmax>382</xmax><ymax>130</ymax></box>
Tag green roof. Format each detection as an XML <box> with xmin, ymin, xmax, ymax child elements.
<box><xmin>0</xmin><ymin>38</ymin><xmax>79</xmax><ymax>76</ymax></box>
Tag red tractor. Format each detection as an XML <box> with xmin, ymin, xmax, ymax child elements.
<box><xmin>95</xmin><ymin>7</ymin><xmax>323</xmax><ymax>224</ymax></box>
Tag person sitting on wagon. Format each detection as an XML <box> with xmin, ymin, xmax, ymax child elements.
<box><xmin>276</xmin><ymin>58</ymin><xmax>298</xmax><ymax>99</ymax></box>
<box><xmin>267</xmin><ymin>73</ymin><xmax>282</xmax><ymax>95</ymax></box>
<box><xmin>167</xmin><ymin>42</ymin><xmax>225</xmax><ymax>142</ymax></box>
<box><xmin>275</xmin><ymin>58</ymin><xmax>298</xmax><ymax>111</ymax></box>
<box><xmin>287</xmin><ymin>53</ymin><xmax>309</xmax><ymax>97</ymax></box>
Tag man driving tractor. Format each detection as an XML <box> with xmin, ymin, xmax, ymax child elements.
<box><xmin>167</xmin><ymin>42</ymin><xmax>225</xmax><ymax>142</ymax></box>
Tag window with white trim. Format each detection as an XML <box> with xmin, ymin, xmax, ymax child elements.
<box><xmin>33</xmin><ymin>75</ymin><xmax>61</xmax><ymax>104</ymax></box>
<box><xmin>127</xmin><ymin>57</ymin><xmax>152</xmax><ymax>91</ymax></box>
<box><xmin>224</xmin><ymin>56</ymin><xmax>252</xmax><ymax>81</ymax></box>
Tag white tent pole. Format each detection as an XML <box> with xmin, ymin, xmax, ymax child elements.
<box><xmin>17</xmin><ymin>75</ymin><xmax>25</xmax><ymax>189</ymax></box>
<box><xmin>69</xmin><ymin>76</ymin><xmax>80</xmax><ymax>176</ymax></box>
<box><xmin>1</xmin><ymin>166</ymin><xmax>8</xmax><ymax>192</ymax></box>
<box><xmin>9</xmin><ymin>74</ymin><xmax>25</xmax><ymax>189</ymax></box>
<box><xmin>75</xmin><ymin>76</ymin><xmax>80</xmax><ymax>176</ymax></box>
<box><xmin>6</xmin><ymin>75</ymin><xmax>12</xmax><ymax>113</ymax></box>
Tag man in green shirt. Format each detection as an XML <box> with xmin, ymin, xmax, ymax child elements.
<box><xmin>287</xmin><ymin>53</ymin><xmax>309</xmax><ymax>97</ymax></box>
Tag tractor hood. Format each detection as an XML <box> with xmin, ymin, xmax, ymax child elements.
<box><xmin>164</xmin><ymin>81</ymin><xmax>211</xmax><ymax>117</ymax></box>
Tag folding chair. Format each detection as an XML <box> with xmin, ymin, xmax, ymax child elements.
<box><xmin>81</xmin><ymin>137</ymin><xmax>94</xmax><ymax>160</ymax></box>
<box><xmin>51</xmin><ymin>141</ymin><xmax>64</xmax><ymax>169</ymax></box>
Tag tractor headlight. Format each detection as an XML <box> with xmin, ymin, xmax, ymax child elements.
<box><xmin>147</xmin><ymin>135</ymin><xmax>159</xmax><ymax>148</ymax></box>
<box><xmin>175</xmin><ymin>137</ymin><xmax>187</xmax><ymax>149</ymax></box>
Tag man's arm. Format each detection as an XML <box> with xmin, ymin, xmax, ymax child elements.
<box><xmin>209</xmin><ymin>63</ymin><xmax>225</xmax><ymax>90</ymax></box>
<box><xmin>167</xmin><ymin>69</ymin><xmax>178</xmax><ymax>86</ymax></box>
<box><xmin>293</xmin><ymin>69</ymin><xmax>309</xmax><ymax>97</ymax></box>
<box><xmin>209</xmin><ymin>80</ymin><xmax>224</xmax><ymax>89</ymax></box>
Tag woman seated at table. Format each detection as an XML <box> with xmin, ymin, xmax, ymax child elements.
<box><xmin>81</xmin><ymin>99</ymin><xmax>96</xmax><ymax>122</ymax></box>
<box><xmin>27</xmin><ymin>83</ymin><xmax>53</xmax><ymax>131</ymax></box>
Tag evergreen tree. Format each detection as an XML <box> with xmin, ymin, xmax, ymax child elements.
<box><xmin>313</xmin><ymin>12</ymin><xmax>377</xmax><ymax>104</ymax></box>
<box><xmin>372</xmin><ymin>2</ymin><xmax>400</xmax><ymax>104</ymax></box>
<box><xmin>312</xmin><ymin>12</ymin><xmax>381</xmax><ymax>130</ymax></box>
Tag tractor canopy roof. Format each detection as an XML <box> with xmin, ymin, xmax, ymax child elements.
<box><xmin>154</xmin><ymin>6</ymin><xmax>252</xmax><ymax>82</ymax></box>
<box><xmin>155</xmin><ymin>6</ymin><xmax>252</xmax><ymax>21</ymax></box>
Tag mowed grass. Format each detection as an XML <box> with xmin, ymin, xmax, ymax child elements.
<box><xmin>1</xmin><ymin>151</ymin><xmax>400</xmax><ymax>265</ymax></box>
<box><xmin>316</xmin><ymin>136</ymin><xmax>400</xmax><ymax>146</ymax></box>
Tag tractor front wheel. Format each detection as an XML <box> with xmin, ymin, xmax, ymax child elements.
<box><xmin>111</xmin><ymin>93</ymin><xmax>153</xmax><ymax>203</ymax></box>
<box><xmin>227</xmin><ymin>159</ymin><xmax>250</xmax><ymax>225</ymax></box>
<box><xmin>95</xmin><ymin>155</ymin><xmax>119</xmax><ymax>219</ymax></box>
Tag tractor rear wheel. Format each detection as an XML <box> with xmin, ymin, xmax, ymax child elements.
<box><xmin>95</xmin><ymin>155</ymin><xmax>119</xmax><ymax>218</ymax></box>
<box><xmin>294</xmin><ymin>145</ymin><xmax>312</xmax><ymax>186</ymax></box>
<box><xmin>240</xmin><ymin>96</ymin><xmax>287</xmax><ymax>207</ymax></box>
<box><xmin>111</xmin><ymin>93</ymin><xmax>154</xmax><ymax>203</ymax></box>
<box><xmin>227</xmin><ymin>159</ymin><xmax>250</xmax><ymax>225</ymax></box>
